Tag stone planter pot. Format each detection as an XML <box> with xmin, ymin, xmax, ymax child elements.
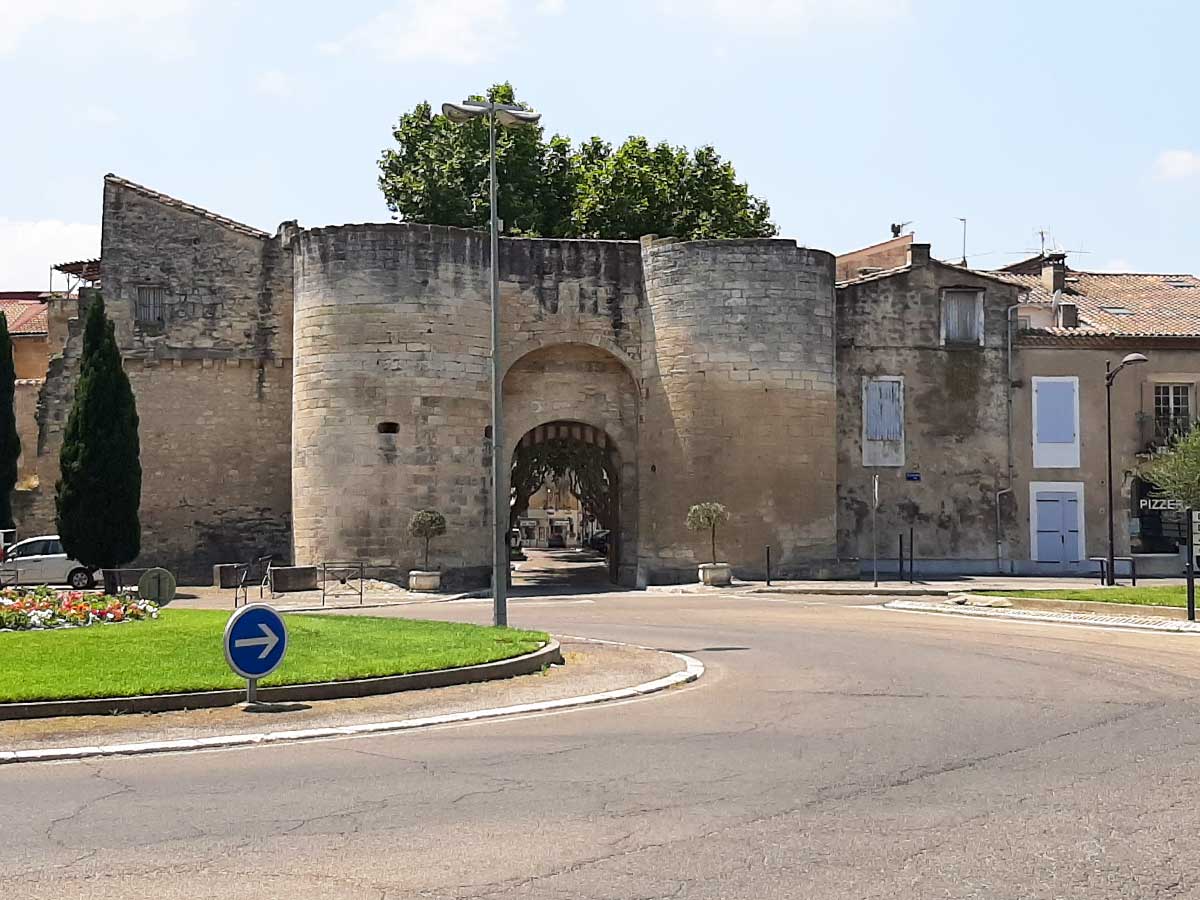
<box><xmin>698</xmin><ymin>563</ymin><xmax>732</xmax><ymax>586</ymax></box>
<box><xmin>408</xmin><ymin>570</ymin><xmax>442</xmax><ymax>592</ymax></box>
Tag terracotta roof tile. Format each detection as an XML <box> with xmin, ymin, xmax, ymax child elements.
<box><xmin>988</xmin><ymin>269</ymin><xmax>1200</xmax><ymax>337</ymax></box>
<box><xmin>0</xmin><ymin>299</ymin><xmax>48</xmax><ymax>335</ymax></box>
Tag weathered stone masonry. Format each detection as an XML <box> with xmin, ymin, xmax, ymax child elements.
<box><xmin>21</xmin><ymin>175</ymin><xmax>857</xmax><ymax>585</ymax></box>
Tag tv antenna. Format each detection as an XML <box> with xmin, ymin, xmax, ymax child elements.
<box><xmin>890</xmin><ymin>221</ymin><xmax>912</xmax><ymax>239</ymax></box>
<box><xmin>956</xmin><ymin>217</ymin><xmax>967</xmax><ymax>266</ymax></box>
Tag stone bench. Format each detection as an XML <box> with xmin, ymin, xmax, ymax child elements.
<box><xmin>268</xmin><ymin>565</ymin><xmax>319</xmax><ymax>593</ymax></box>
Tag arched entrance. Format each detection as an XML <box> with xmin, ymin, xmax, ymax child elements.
<box><xmin>511</xmin><ymin>422</ymin><xmax>621</xmax><ymax>585</ymax></box>
<box><xmin>502</xmin><ymin>343</ymin><xmax>640</xmax><ymax>587</ymax></box>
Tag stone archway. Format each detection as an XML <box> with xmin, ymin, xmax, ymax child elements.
<box><xmin>510</xmin><ymin>422</ymin><xmax>622</xmax><ymax>581</ymax></box>
<box><xmin>502</xmin><ymin>343</ymin><xmax>640</xmax><ymax>585</ymax></box>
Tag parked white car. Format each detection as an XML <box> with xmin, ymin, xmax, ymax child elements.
<box><xmin>1</xmin><ymin>535</ymin><xmax>95</xmax><ymax>588</ymax></box>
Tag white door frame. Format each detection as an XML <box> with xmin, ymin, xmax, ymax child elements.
<box><xmin>1029</xmin><ymin>481</ymin><xmax>1085</xmax><ymax>562</ymax></box>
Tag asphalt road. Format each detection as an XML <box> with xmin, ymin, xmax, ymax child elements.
<box><xmin>5</xmin><ymin>589</ymin><xmax>1200</xmax><ymax>899</ymax></box>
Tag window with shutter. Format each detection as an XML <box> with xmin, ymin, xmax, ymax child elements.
<box><xmin>1032</xmin><ymin>376</ymin><xmax>1080</xmax><ymax>468</ymax></box>
<box><xmin>862</xmin><ymin>376</ymin><xmax>904</xmax><ymax>466</ymax></box>
<box><xmin>942</xmin><ymin>289</ymin><xmax>982</xmax><ymax>345</ymax></box>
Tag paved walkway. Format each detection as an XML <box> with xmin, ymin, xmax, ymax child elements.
<box><xmin>884</xmin><ymin>598</ymin><xmax>1200</xmax><ymax>633</ymax></box>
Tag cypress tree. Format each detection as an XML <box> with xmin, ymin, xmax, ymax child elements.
<box><xmin>0</xmin><ymin>313</ymin><xmax>20</xmax><ymax>530</ymax></box>
<box><xmin>55</xmin><ymin>296</ymin><xmax>141</xmax><ymax>581</ymax></box>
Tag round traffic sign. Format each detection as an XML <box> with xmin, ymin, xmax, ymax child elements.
<box><xmin>223</xmin><ymin>604</ymin><xmax>288</xmax><ymax>680</ymax></box>
<box><xmin>137</xmin><ymin>567</ymin><xmax>177</xmax><ymax>605</ymax></box>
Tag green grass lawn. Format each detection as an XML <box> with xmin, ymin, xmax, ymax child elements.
<box><xmin>978</xmin><ymin>586</ymin><xmax>1192</xmax><ymax>607</ymax></box>
<box><xmin>0</xmin><ymin>609</ymin><xmax>548</xmax><ymax>703</ymax></box>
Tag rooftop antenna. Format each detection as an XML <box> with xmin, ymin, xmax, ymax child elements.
<box><xmin>956</xmin><ymin>217</ymin><xmax>967</xmax><ymax>266</ymax></box>
<box><xmin>890</xmin><ymin>221</ymin><xmax>912</xmax><ymax>239</ymax></box>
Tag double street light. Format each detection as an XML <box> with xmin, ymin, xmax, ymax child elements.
<box><xmin>441</xmin><ymin>98</ymin><xmax>541</xmax><ymax>627</ymax></box>
<box><xmin>1105</xmin><ymin>352</ymin><xmax>1148</xmax><ymax>586</ymax></box>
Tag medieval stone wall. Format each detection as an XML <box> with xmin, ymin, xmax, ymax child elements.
<box><xmin>292</xmin><ymin>224</ymin><xmax>645</xmax><ymax>586</ymax></box>
<box><xmin>638</xmin><ymin>236</ymin><xmax>843</xmax><ymax>582</ymax></box>
<box><xmin>835</xmin><ymin>257</ymin><xmax>1017</xmax><ymax>572</ymax></box>
<box><xmin>17</xmin><ymin>178</ymin><xmax>294</xmax><ymax>581</ymax></box>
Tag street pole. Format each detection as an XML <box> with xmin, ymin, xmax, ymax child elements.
<box><xmin>1187</xmin><ymin>508</ymin><xmax>1195</xmax><ymax>622</ymax></box>
<box><xmin>488</xmin><ymin>102</ymin><xmax>507</xmax><ymax>628</ymax></box>
<box><xmin>872</xmin><ymin>474</ymin><xmax>879</xmax><ymax>588</ymax></box>
<box><xmin>1105</xmin><ymin>360</ymin><xmax>1116</xmax><ymax>586</ymax></box>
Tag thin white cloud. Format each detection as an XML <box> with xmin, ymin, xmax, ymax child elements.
<box><xmin>0</xmin><ymin>0</ymin><xmax>195</xmax><ymax>57</ymax></box>
<box><xmin>254</xmin><ymin>69</ymin><xmax>293</xmax><ymax>98</ymax></box>
<box><xmin>656</xmin><ymin>0</ymin><xmax>910</xmax><ymax>35</ymax></box>
<box><xmin>1154</xmin><ymin>149</ymin><xmax>1200</xmax><ymax>180</ymax></box>
<box><xmin>0</xmin><ymin>219</ymin><xmax>101</xmax><ymax>289</ymax></box>
<box><xmin>321</xmin><ymin>0</ymin><xmax>515</xmax><ymax>65</ymax></box>
<box><xmin>83</xmin><ymin>104</ymin><xmax>119</xmax><ymax>126</ymax></box>
<box><xmin>320</xmin><ymin>0</ymin><xmax>567</xmax><ymax>63</ymax></box>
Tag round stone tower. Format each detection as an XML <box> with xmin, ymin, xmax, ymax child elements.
<box><xmin>638</xmin><ymin>237</ymin><xmax>840</xmax><ymax>582</ymax></box>
<box><xmin>291</xmin><ymin>223</ymin><xmax>493</xmax><ymax>585</ymax></box>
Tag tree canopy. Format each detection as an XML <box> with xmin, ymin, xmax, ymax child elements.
<box><xmin>378</xmin><ymin>82</ymin><xmax>776</xmax><ymax>241</ymax></box>
<box><xmin>0</xmin><ymin>313</ymin><xmax>19</xmax><ymax>530</ymax></box>
<box><xmin>56</xmin><ymin>296</ymin><xmax>142</xmax><ymax>577</ymax></box>
<box><xmin>1143</xmin><ymin>428</ymin><xmax>1200</xmax><ymax>509</ymax></box>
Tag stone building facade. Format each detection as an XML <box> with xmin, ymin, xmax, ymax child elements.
<box><xmin>17</xmin><ymin>175</ymin><xmax>1200</xmax><ymax>584</ymax></box>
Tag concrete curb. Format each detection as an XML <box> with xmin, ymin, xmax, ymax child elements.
<box><xmin>882</xmin><ymin>599</ymin><xmax>1200</xmax><ymax>633</ymax></box>
<box><xmin>745</xmin><ymin>585</ymin><xmax>951</xmax><ymax>597</ymax></box>
<box><xmin>0</xmin><ymin>640</ymin><xmax>564</xmax><ymax>721</ymax></box>
<box><xmin>0</xmin><ymin>642</ymin><xmax>703</xmax><ymax>765</ymax></box>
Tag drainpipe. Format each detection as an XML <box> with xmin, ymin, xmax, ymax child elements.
<box><xmin>995</xmin><ymin>488</ymin><xmax>1012</xmax><ymax>573</ymax></box>
<box><xmin>1000</xmin><ymin>302</ymin><xmax>1022</xmax><ymax>575</ymax></box>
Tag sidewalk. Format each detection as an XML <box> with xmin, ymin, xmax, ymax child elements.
<box><xmin>731</xmin><ymin>574</ymin><xmax>1186</xmax><ymax>597</ymax></box>
<box><xmin>0</xmin><ymin>637</ymin><xmax>691</xmax><ymax>757</ymax></box>
<box><xmin>883</xmin><ymin>597</ymin><xmax>1200</xmax><ymax>633</ymax></box>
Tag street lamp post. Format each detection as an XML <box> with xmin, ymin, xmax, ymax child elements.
<box><xmin>1105</xmin><ymin>352</ymin><xmax>1148</xmax><ymax>586</ymax></box>
<box><xmin>442</xmin><ymin>97</ymin><xmax>541</xmax><ymax>627</ymax></box>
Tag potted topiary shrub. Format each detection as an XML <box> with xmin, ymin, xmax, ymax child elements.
<box><xmin>407</xmin><ymin>509</ymin><xmax>447</xmax><ymax>592</ymax></box>
<box><xmin>686</xmin><ymin>501</ymin><xmax>732</xmax><ymax>586</ymax></box>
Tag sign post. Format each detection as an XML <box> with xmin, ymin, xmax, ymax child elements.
<box><xmin>223</xmin><ymin>604</ymin><xmax>288</xmax><ymax>705</ymax></box>
<box><xmin>1188</xmin><ymin>509</ymin><xmax>1197</xmax><ymax>622</ymax></box>
<box><xmin>872</xmin><ymin>474</ymin><xmax>879</xmax><ymax>588</ymax></box>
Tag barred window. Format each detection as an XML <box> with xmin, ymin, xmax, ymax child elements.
<box><xmin>942</xmin><ymin>289</ymin><xmax>982</xmax><ymax>345</ymax></box>
<box><xmin>135</xmin><ymin>286</ymin><xmax>165</xmax><ymax>324</ymax></box>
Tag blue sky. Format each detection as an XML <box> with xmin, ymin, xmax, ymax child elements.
<box><xmin>2</xmin><ymin>0</ymin><xmax>1197</xmax><ymax>288</ymax></box>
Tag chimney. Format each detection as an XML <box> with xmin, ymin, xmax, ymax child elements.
<box><xmin>907</xmin><ymin>243</ymin><xmax>931</xmax><ymax>267</ymax></box>
<box><xmin>1042</xmin><ymin>252</ymin><xmax>1066</xmax><ymax>295</ymax></box>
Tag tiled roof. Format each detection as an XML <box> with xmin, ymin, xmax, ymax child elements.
<box><xmin>0</xmin><ymin>299</ymin><xmax>48</xmax><ymax>335</ymax></box>
<box><xmin>989</xmin><ymin>269</ymin><xmax>1200</xmax><ymax>337</ymax></box>
<box><xmin>104</xmin><ymin>174</ymin><xmax>270</xmax><ymax>239</ymax></box>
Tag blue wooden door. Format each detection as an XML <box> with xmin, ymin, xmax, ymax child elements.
<box><xmin>1035</xmin><ymin>491</ymin><xmax>1080</xmax><ymax>563</ymax></box>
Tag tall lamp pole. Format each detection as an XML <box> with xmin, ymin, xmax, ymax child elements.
<box><xmin>1105</xmin><ymin>352</ymin><xmax>1148</xmax><ymax>586</ymax></box>
<box><xmin>442</xmin><ymin>97</ymin><xmax>541</xmax><ymax>627</ymax></box>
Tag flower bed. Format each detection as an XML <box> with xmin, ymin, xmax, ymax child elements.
<box><xmin>0</xmin><ymin>586</ymin><xmax>159</xmax><ymax>631</ymax></box>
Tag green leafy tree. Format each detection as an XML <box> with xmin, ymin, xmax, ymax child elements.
<box><xmin>378</xmin><ymin>83</ymin><xmax>777</xmax><ymax>240</ymax></box>
<box><xmin>1143</xmin><ymin>428</ymin><xmax>1200</xmax><ymax>509</ymax></box>
<box><xmin>408</xmin><ymin>509</ymin><xmax>447</xmax><ymax>570</ymax></box>
<box><xmin>0</xmin><ymin>313</ymin><xmax>19</xmax><ymax>530</ymax></box>
<box><xmin>55</xmin><ymin>297</ymin><xmax>141</xmax><ymax>584</ymax></box>
<box><xmin>686</xmin><ymin>501</ymin><xmax>731</xmax><ymax>565</ymax></box>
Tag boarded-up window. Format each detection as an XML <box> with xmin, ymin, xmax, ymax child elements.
<box><xmin>865</xmin><ymin>379</ymin><xmax>903</xmax><ymax>441</ymax></box>
<box><xmin>862</xmin><ymin>376</ymin><xmax>905</xmax><ymax>466</ymax></box>
<box><xmin>136</xmin><ymin>286</ymin><xmax>165</xmax><ymax>324</ymax></box>
<box><xmin>942</xmin><ymin>290</ymin><xmax>981</xmax><ymax>344</ymax></box>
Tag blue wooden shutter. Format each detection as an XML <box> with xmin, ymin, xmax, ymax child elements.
<box><xmin>1036</xmin><ymin>380</ymin><xmax>1076</xmax><ymax>444</ymax></box>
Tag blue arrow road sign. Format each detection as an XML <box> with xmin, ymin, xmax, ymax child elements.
<box><xmin>223</xmin><ymin>604</ymin><xmax>288</xmax><ymax>681</ymax></box>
